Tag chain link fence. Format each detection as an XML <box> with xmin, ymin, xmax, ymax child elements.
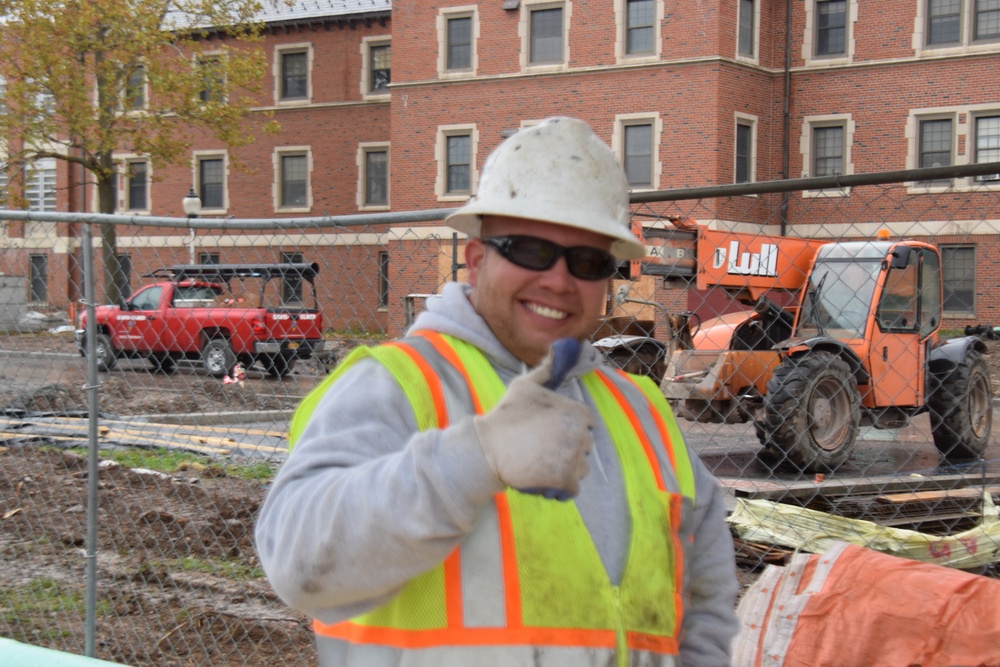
<box><xmin>1</xmin><ymin>164</ymin><xmax>999</xmax><ymax>665</ymax></box>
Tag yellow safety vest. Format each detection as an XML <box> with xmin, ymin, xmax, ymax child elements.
<box><xmin>290</xmin><ymin>332</ymin><xmax>697</xmax><ymax>667</ymax></box>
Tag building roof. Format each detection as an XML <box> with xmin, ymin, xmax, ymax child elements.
<box><xmin>165</xmin><ymin>0</ymin><xmax>390</xmax><ymax>31</ymax></box>
<box><xmin>254</xmin><ymin>0</ymin><xmax>391</xmax><ymax>23</ymax></box>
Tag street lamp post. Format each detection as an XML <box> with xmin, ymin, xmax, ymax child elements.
<box><xmin>182</xmin><ymin>188</ymin><xmax>202</xmax><ymax>263</ymax></box>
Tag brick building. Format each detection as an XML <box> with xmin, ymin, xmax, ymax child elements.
<box><xmin>3</xmin><ymin>0</ymin><xmax>999</xmax><ymax>333</ymax></box>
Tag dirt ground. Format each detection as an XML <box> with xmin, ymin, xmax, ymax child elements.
<box><xmin>1</xmin><ymin>332</ymin><xmax>999</xmax><ymax>665</ymax></box>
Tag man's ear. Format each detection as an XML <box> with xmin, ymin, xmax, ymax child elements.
<box><xmin>465</xmin><ymin>237</ymin><xmax>485</xmax><ymax>287</ymax></box>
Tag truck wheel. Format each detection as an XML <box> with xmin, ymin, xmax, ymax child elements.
<box><xmin>928</xmin><ymin>351</ymin><xmax>992</xmax><ymax>462</ymax></box>
<box><xmin>149</xmin><ymin>353</ymin><xmax>177</xmax><ymax>374</ymax></box>
<box><xmin>90</xmin><ymin>334</ymin><xmax>118</xmax><ymax>372</ymax></box>
<box><xmin>202</xmin><ymin>339</ymin><xmax>236</xmax><ymax>378</ymax></box>
<box><xmin>262</xmin><ymin>354</ymin><xmax>296</xmax><ymax>378</ymax></box>
<box><xmin>755</xmin><ymin>351</ymin><xmax>860</xmax><ymax>472</ymax></box>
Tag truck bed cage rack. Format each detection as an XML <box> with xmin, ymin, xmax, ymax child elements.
<box><xmin>145</xmin><ymin>263</ymin><xmax>320</xmax><ymax>283</ymax></box>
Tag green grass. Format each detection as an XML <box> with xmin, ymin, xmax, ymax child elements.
<box><xmin>64</xmin><ymin>447</ymin><xmax>277</xmax><ymax>480</ymax></box>
<box><xmin>0</xmin><ymin>578</ymin><xmax>112</xmax><ymax>628</ymax></box>
<box><xmin>149</xmin><ymin>556</ymin><xmax>264</xmax><ymax>581</ymax></box>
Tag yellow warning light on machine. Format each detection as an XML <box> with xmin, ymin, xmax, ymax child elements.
<box><xmin>876</xmin><ymin>229</ymin><xmax>891</xmax><ymax>240</ymax></box>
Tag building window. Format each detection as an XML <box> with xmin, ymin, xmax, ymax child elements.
<box><xmin>29</xmin><ymin>254</ymin><xmax>47</xmax><ymax>303</ymax></box>
<box><xmin>816</xmin><ymin>0</ymin><xmax>847</xmax><ymax>56</ymax></box>
<box><xmin>361</xmin><ymin>146</ymin><xmax>389</xmax><ymax>207</ymax></box>
<box><xmin>626</xmin><ymin>0</ymin><xmax>655</xmax><ymax>55</ymax></box>
<box><xmin>813</xmin><ymin>125</ymin><xmax>844</xmax><ymax>176</ymax></box>
<box><xmin>378</xmin><ymin>251</ymin><xmax>389</xmax><ymax>308</ymax></box>
<box><xmin>199</xmin><ymin>252</ymin><xmax>220</xmax><ymax>265</ymax></box>
<box><xmin>974</xmin><ymin>114</ymin><xmax>1000</xmax><ymax>181</ymax></box>
<box><xmin>446</xmin><ymin>134</ymin><xmax>471</xmax><ymax>195</ymax></box>
<box><xmin>941</xmin><ymin>245</ymin><xmax>975</xmax><ymax>314</ymax></box>
<box><xmin>196</xmin><ymin>155</ymin><xmax>225</xmax><ymax>210</ymax></box>
<box><xmin>125</xmin><ymin>160</ymin><xmax>148</xmax><ymax>211</ymax></box>
<box><xmin>25</xmin><ymin>158</ymin><xmax>56</xmax><ymax>211</ymax></box>
<box><xmin>623</xmin><ymin>123</ymin><xmax>653</xmax><ymax>188</ymax></box>
<box><xmin>279</xmin><ymin>48</ymin><xmax>309</xmax><ymax>102</ymax></box>
<box><xmin>975</xmin><ymin>0</ymin><xmax>1000</xmax><ymax>40</ymax></box>
<box><xmin>447</xmin><ymin>16</ymin><xmax>473</xmax><ymax>70</ymax></box>
<box><xmin>918</xmin><ymin>118</ymin><xmax>953</xmax><ymax>184</ymax></box>
<box><xmin>928</xmin><ymin>0</ymin><xmax>962</xmax><ymax>44</ymax></box>
<box><xmin>439</xmin><ymin>8</ymin><xmax>478</xmax><ymax>76</ymax></box>
<box><xmin>363</xmin><ymin>40</ymin><xmax>391</xmax><ymax>95</ymax></box>
<box><xmin>197</xmin><ymin>55</ymin><xmax>226</xmax><ymax>104</ymax></box>
<box><xmin>736</xmin><ymin>121</ymin><xmax>754</xmax><ymax>183</ymax></box>
<box><xmin>278</xmin><ymin>152</ymin><xmax>309</xmax><ymax>209</ymax></box>
<box><xmin>124</xmin><ymin>65</ymin><xmax>146</xmax><ymax>111</ymax></box>
<box><xmin>436</xmin><ymin>126</ymin><xmax>478</xmax><ymax>200</ymax></box>
<box><xmin>529</xmin><ymin>6</ymin><xmax>564</xmax><ymax>64</ymax></box>
<box><xmin>738</xmin><ymin>0</ymin><xmax>756</xmax><ymax>56</ymax></box>
<box><xmin>925</xmin><ymin>0</ymin><xmax>1000</xmax><ymax>46</ymax></box>
<box><xmin>614</xmin><ymin>115</ymin><xmax>659</xmax><ymax>190</ymax></box>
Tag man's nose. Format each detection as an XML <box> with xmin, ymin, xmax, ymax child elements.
<box><xmin>536</xmin><ymin>255</ymin><xmax>576</xmax><ymax>289</ymax></box>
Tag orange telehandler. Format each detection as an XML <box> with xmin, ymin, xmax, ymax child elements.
<box><xmin>604</xmin><ymin>218</ymin><xmax>992</xmax><ymax>473</ymax></box>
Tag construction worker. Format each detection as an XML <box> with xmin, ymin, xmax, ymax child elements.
<box><xmin>255</xmin><ymin>117</ymin><xmax>740</xmax><ymax>666</ymax></box>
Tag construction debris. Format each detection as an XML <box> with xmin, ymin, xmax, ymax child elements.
<box><xmin>728</xmin><ymin>490</ymin><xmax>1000</xmax><ymax>569</ymax></box>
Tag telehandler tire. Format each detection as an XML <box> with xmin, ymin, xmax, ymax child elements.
<box><xmin>756</xmin><ymin>351</ymin><xmax>860</xmax><ymax>472</ymax></box>
<box><xmin>928</xmin><ymin>351</ymin><xmax>992</xmax><ymax>462</ymax></box>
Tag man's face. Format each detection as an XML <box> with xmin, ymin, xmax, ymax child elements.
<box><xmin>466</xmin><ymin>215</ymin><xmax>613</xmax><ymax>366</ymax></box>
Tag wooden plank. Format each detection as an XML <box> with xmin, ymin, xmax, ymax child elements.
<box><xmin>877</xmin><ymin>486</ymin><xmax>1000</xmax><ymax>504</ymax></box>
<box><xmin>723</xmin><ymin>473</ymin><xmax>1000</xmax><ymax>501</ymax></box>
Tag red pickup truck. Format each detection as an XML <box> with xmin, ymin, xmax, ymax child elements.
<box><xmin>76</xmin><ymin>263</ymin><xmax>325</xmax><ymax>378</ymax></box>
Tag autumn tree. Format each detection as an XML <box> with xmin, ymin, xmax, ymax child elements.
<box><xmin>0</xmin><ymin>0</ymin><xmax>277</xmax><ymax>303</ymax></box>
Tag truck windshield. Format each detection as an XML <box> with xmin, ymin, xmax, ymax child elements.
<box><xmin>797</xmin><ymin>259</ymin><xmax>881</xmax><ymax>338</ymax></box>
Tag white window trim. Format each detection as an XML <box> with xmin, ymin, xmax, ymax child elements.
<box><xmin>192</xmin><ymin>150</ymin><xmax>229</xmax><ymax>213</ymax></box>
<box><xmin>907</xmin><ymin>111</ymin><xmax>957</xmax><ymax>194</ymax></box>
<box><xmin>361</xmin><ymin>36</ymin><xmax>391</xmax><ymax>100</ymax></box>
<box><xmin>800</xmin><ymin>114</ymin><xmax>854</xmax><ymax>198</ymax></box>
<box><xmin>735</xmin><ymin>113</ymin><xmax>758</xmax><ymax>187</ymax></box>
<box><xmin>438</xmin><ymin>6</ymin><xmax>480</xmax><ymax>79</ymax></box>
<box><xmin>194</xmin><ymin>51</ymin><xmax>228</xmax><ymax>105</ymax></box>
<box><xmin>735</xmin><ymin>0</ymin><xmax>760</xmax><ymax>63</ymax></box>
<box><xmin>357</xmin><ymin>142</ymin><xmax>391</xmax><ymax>210</ymax></box>
<box><xmin>913</xmin><ymin>0</ymin><xmax>1000</xmax><ymax>57</ymax></box>
<box><xmin>615</xmin><ymin>0</ymin><xmax>662</xmax><ymax>64</ymax></box>
<box><xmin>116</xmin><ymin>155</ymin><xmax>152</xmax><ymax>214</ymax></box>
<box><xmin>272</xmin><ymin>146</ymin><xmax>313</xmax><ymax>213</ymax></box>
<box><xmin>274</xmin><ymin>43</ymin><xmax>313</xmax><ymax>106</ymax></box>
<box><xmin>970</xmin><ymin>108</ymin><xmax>1000</xmax><ymax>187</ymax></box>
<box><xmin>802</xmin><ymin>0</ymin><xmax>857</xmax><ymax>67</ymax></box>
<box><xmin>903</xmin><ymin>106</ymin><xmax>1000</xmax><ymax>192</ymax></box>
<box><xmin>435</xmin><ymin>124</ymin><xmax>479</xmax><ymax>202</ymax></box>
<box><xmin>520</xmin><ymin>0</ymin><xmax>571</xmax><ymax>73</ymax></box>
<box><xmin>612</xmin><ymin>113</ymin><xmax>661</xmax><ymax>192</ymax></box>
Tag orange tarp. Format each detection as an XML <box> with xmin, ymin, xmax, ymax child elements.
<box><xmin>735</xmin><ymin>541</ymin><xmax>1000</xmax><ymax>667</ymax></box>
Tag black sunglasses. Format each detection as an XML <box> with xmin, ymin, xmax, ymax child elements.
<box><xmin>482</xmin><ymin>235</ymin><xmax>618</xmax><ymax>281</ymax></box>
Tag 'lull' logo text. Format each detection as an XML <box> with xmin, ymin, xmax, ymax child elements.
<box><xmin>712</xmin><ymin>241</ymin><xmax>779</xmax><ymax>277</ymax></box>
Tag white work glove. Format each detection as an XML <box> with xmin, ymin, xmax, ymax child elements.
<box><xmin>473</xmin><ymin>349</ymin><xmax>594</xmax><ymax>500</ymax></box>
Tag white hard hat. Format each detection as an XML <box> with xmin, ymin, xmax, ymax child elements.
<box><xmin>445</xmin><ymin>117</ymin><xmax>646</xmax><ymax>260</ymax></box>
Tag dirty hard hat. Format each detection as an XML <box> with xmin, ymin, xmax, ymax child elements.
<box><xmin>445</xmin><ymin>117</ymin><xmax>646</xmax><ymax>260</ymax></box>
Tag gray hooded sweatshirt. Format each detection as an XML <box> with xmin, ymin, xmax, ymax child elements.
<box><xmin>255</xmin><ymin>282</ymin><xmax>740</xmax><ymax>666</ymax></box>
